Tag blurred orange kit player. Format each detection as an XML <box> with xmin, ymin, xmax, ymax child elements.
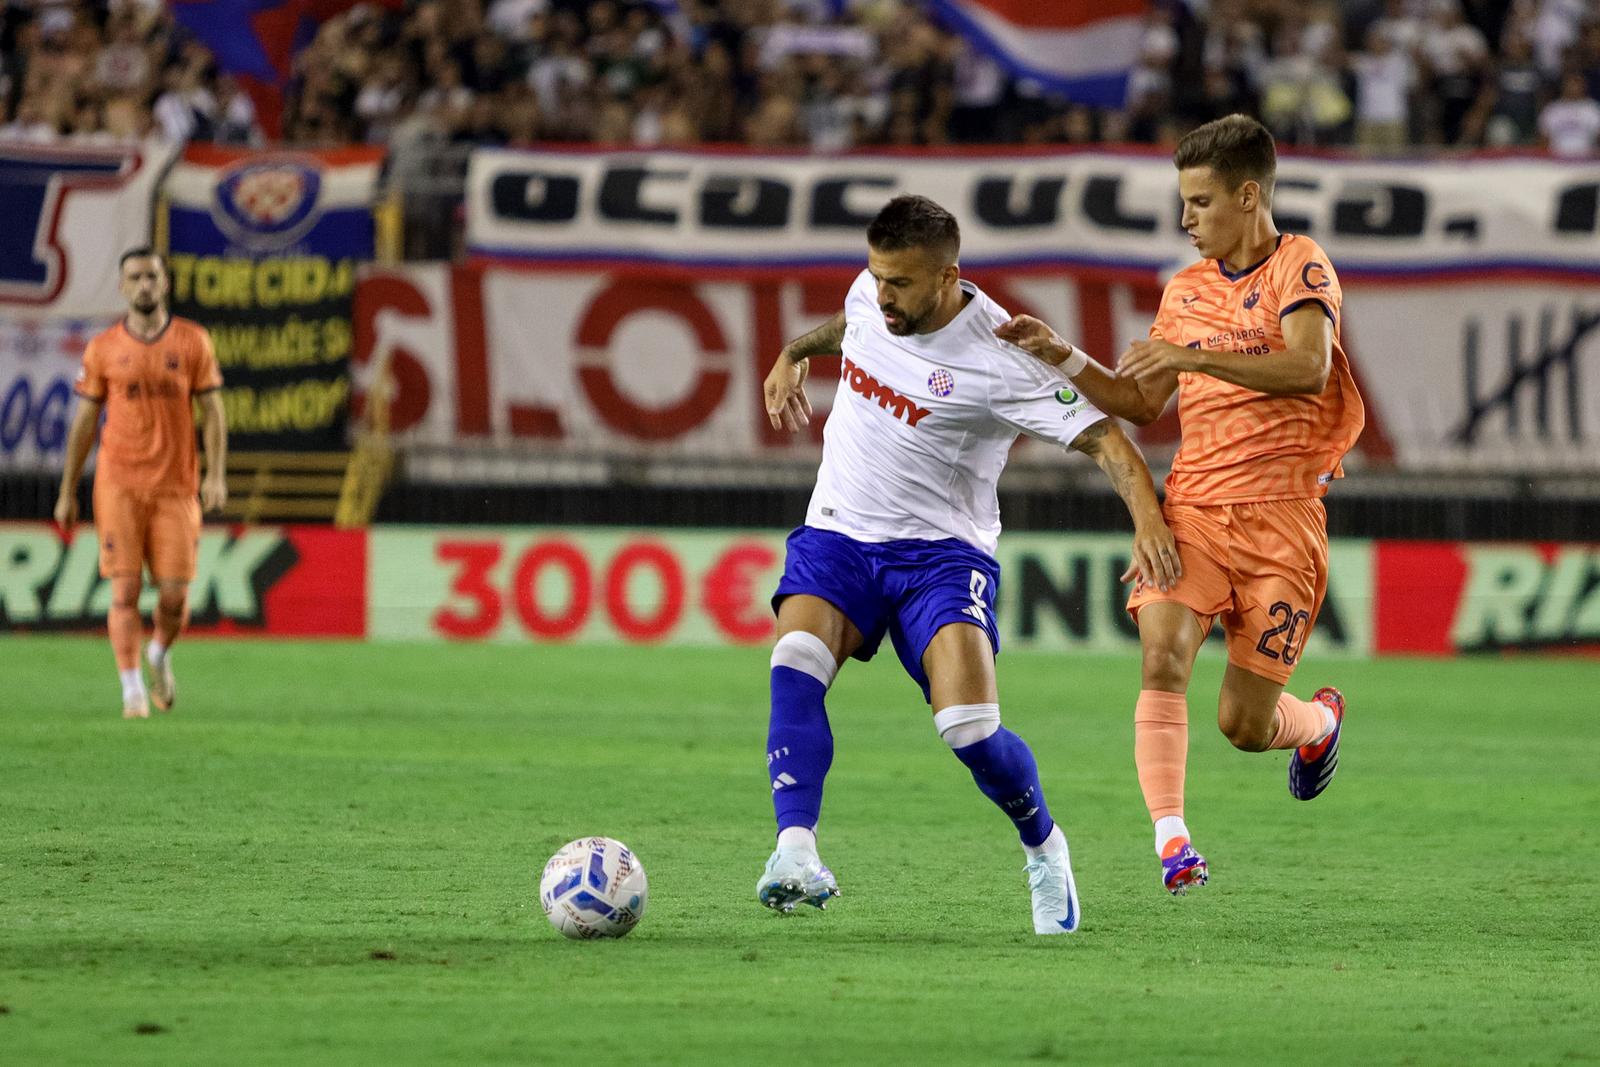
<box><xmin>55</xmin><ymin>248</ymin><xmax>228</xmax><ymax>719</ymax></box>
<box><xmin>997</xmin><ymin>114</ymin><xmax>1364</xmax><ymax>894</ymax></box>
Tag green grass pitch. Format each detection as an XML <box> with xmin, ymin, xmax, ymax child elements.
<box><xmin>3</xmin><ymin>637</ymin><xmax>1597</xmax><ymax>1065</ymax></box>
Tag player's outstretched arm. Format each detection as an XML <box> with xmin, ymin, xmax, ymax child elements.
<box><xmin>199</xmin><ymin>391</ymin><xmax>228</xmax><ymax>514</ymax></box>
<box><xmin>1069</xmin><ymin>420</ymin><xmax>1181</xmax><ymax>592</ymax></box>
<box><xmin>763</xmin><ymin>310</ymin><xmax>844</xmax><ymax>433</ymax></box>
<box><xmin>1118</xmin><ymin>305</ymin><xmax>1332</xmax><ymax>396</ymax></box>
<box><xmin>995</xmin><ymin>315</ymin><xmax>1174</xmax><ymax>425</ymax></box>
<box><xmin>54</xmin><ymin>396</ymin><xmax>102</xmax><ymax>530</ymax></box>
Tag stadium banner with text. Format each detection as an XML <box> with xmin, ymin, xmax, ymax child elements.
<box><xmin>0</xmin><ymin>522</ymin><xmax>366</xmax><ymax>636</ymax></box>
<box><xmin>365</xmin><ymin>526</ymin><xmax>1374</xmax><ymax>658</ymax></box>
<box><xmin>354</xmin><ymin>261</ymin><xmax>1600</xmax><ymax>474</ymax></box>
<box><xmin>0</xmin><ymin>319</ymin><xmax>108</xmax><ymax>472</ymax></box>
<box><xmin>1374</xmin><ymin>541</ymin><xmax>1600</xmax><ymax>655</ymax></box>
<box><xmin>465</xmin><ymin>147</ymin><xmax>1600</xmax><ymax>278</ymax></box>
<box><xmin>0</xmin><ymin>138</ymin><xmax>178</xmax><ymax>317</ymax></box>
<box><xmin>7</xmin><ymin>522</ymin><xmax>1593</xmax><ymax>657</ymax></box>
<box><xmin>163</xmin><ymin>144</ymin><xmax>384</xmax><ymax>451</ymax></box>
<box><xmin>0</xmin><ymin>138</ymin><xmax>179</xmax><ymax>474</ymax></box>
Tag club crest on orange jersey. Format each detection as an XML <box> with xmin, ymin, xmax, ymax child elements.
<box><xmin>1243</xmin><ymin>285</ymin><xmax>1260</xmax><ymax>310</ymax></box>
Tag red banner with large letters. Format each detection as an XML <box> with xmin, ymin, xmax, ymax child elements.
<box><xmin>351</xmin><ymin>258</ymin><xmax>1593</xmax><ymax>480</ymax></box>
<box><xmin>351</xmin><ymin>262</ymin><xmax>1409</xmax><ymax>473</ymax></box>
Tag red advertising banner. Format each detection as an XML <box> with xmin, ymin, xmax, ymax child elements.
<box><xmin>1374</xmin><ymin>541</ymin><xmax>1600</xmax><ymax>655</ymax></box>
<box><xmin>0</xmin><ymin>522</ymin><xmax>366</xmax><ymax>636</ymax></box>
<box><xmin>7</xmin><ymin>522</ymin><xmax>1592</xmax><ymax>657</ymax></box>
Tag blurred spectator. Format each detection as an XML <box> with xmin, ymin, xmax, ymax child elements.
<box><xmin>1420</xmin><ymin>0</ymin><xmax>1491</xmax><ymax>144</ymax></box>
<box><xmin>1371</xmin><ymin>0</ymin><xmax>1427</xmax><ymax>55</ymax></box>
<box><xmin>1540</xmin><ymin>70</ymin><xmax>1600</xmax><ymax>156</ymax></box>
<box><xmin>355</xmin><ymin>51</ymin><xmax>412</xmax><ymax>143</ymax></box>
<box><xmin>1530</xmin><ymin>0</ymin><xmax>1587</xmax><ymax>77</ymax></box>
<box><xmin>946</xmin><ymin>35</ymin><xmax>1005</xmax><ymax>143</ymax></box>
<box><xmin>212</xmin><ymin>75</ymin><xmax>264</xmax><ymax>145</ymax></box>
<box><xmin>154</xmin><ymin>61</ymin><xmax>219</xmax><ymax>143</ymax></box>
<box><xmin>1352</xmin><ymin>24</ymin><xmax>1417</xmax><ymax>151</ymax></box>
<box><xmin>1</xmin><ymin>94</ymin><xmax>58</xmax><ymax>140</ymax></box>
<box><xmin>1258</xmin><ymin>22</ymin><xmax>1354</xmax><ymax>146</ymax></box>
<box><xmin>1573</xmin><ymin>20</ymin><xmax>1600</xmax><ymax>101</ymax></box>
<box><xmin>1465</xmin><ymin>31</ymin><xmax>1544</xmax><ymax>146</ymax></box>
<box><xmin>94</xmin><ymin>15</ymin><xmax>153</xmax><ymax>96</ymax></box>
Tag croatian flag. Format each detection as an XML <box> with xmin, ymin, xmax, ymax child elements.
<box><xmin>928</xmin><ymin>0</ymin><xmax>1148</xmax><ymax>107</ymax></box>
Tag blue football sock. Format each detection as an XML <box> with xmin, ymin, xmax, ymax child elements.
<box><xmin>767</xmin><ymin>665</ymin><xmax>834</xmax><ymax>834</ymax></box>
<box><xmin>952</xmin><ymin>726</ymin><xmax>1055</xmax><ymax>847</ymax></box>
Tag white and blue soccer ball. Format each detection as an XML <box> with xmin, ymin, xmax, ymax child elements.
<box><xmin>539</xmin><ymin>837</ymin><xmax>648</xmax><ymax>940</ymax></box>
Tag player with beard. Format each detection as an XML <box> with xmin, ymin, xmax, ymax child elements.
<box><xmin>56</xmin><ymin>248</ymin><xmax>228</xmax><ymax>719</ymax></box>
<box><xmin>755</xmin><ymin>195</ymin><xmax>1181</xmax><ymax>933</ymax></box>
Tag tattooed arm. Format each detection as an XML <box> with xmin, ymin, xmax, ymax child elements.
<box><xmin>782</xmin><ymin>311</ymin><xmax>846</xmax><ymax>364</ymax></box>
<box><xmin>764</xmin><ymin>311</ymin><xmax>846</xmax><ymax>433</ymax></box>
<box><xmin>1069</xmin><ymin>420</ymin><xmax>1182</xmax><ymax>591</ymax></box>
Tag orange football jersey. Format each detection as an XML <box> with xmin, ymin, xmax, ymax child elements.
<box><xmin>74</xmin><ymin>316</ymin><xmax>223</xmax><ymax>494</ymax></box>
<box><xmin>1151</xmin><ymin>234</ymin><xmax>1364</xmax><ymax>505</ymax></box>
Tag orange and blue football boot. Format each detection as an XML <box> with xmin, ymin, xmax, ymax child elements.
<box><xmin>1161</xmin><ymin>837</ymin><xmax>1208</xmax><ymax>895</ymax></box>
<box><xmin>1289</xmin><ymin>686</ymin><xmax>1345</xmax><ymax>801</ymax></box>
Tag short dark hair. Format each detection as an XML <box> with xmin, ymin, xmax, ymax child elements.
<box><xmin>1173</xmin><ymin>114</ymin><xmax>1276</xmax><ymax>199</ymax></box>
<box><xmin>867</xmin><ymin>195</ymin><xmax>960</xmax><ymax>263</ymax></box>
<box><xmin>119</xmin><ymin>246</ymin><xmax>165</xmax><ymax>271</ymax></box>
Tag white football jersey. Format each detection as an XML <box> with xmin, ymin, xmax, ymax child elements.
<box><xmin>805</xmin><ymin>270</ymin><xmax>1108</xmax><ymax>556</ymax></box>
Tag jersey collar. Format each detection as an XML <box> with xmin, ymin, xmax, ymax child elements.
<box><xmin>905</xmin><ymin>279</ymin><xmax>981</xmax><ymax>343</ymax></box>
<box><xmin>120</xmin><ymin>313</ymin><xmax>173</xmax><ymax>345</ymax></box>
<box><xmin>1215</xmin><ymin>234</ymin><xmax>1285</xmax><ymax>282</ymax></box>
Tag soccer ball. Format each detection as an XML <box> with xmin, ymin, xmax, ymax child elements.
<box><xmin>539</xmin><ymin>837</ymin><xmax>648</xmax><ymax>939</ymax></box>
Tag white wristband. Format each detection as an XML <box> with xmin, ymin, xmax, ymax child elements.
<box><xmin>1057</xmin><ymin>340</ymin><xmax>1089</xmax><ymax>378</ymax></box>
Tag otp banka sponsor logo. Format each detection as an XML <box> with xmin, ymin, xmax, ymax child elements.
<box><xmin>212</xmin><ymin>157</ymin><xmax>324</xmax><ymax>250</ymax></box>
<box><xmin>841</xmin><ymin>356</ymin><xmax>930</xmax><ymax>427</ymax></box>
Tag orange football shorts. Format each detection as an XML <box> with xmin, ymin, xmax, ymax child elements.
<box><xmin>1126</xmin><ymin>498</ymin><xmax>1329</xmax><ymax>685</ymax></box>
<box><xmin>92</xmin><ymin>479</ymin><xmax>202</xmax><ymax>582</ymax></box>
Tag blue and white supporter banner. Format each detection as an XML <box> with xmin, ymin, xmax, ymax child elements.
<box><xmin>163</xmin><ymin>144</ymin><xmax>384</xmax><ymax>451</ymax></box>
<box><xmin>0</xmin><ymin>137</ymin><xmax>176</xmax><ymax>317</ymax></box>
<box><xmin>466</xmin><ymin>146</ymin><xmax>1600</xmax><ymax>279</ymax></box>
<box><xmin>0</xmin><ymin>137</ymin><xmax>177</xmax><ymax>473</ymax></box>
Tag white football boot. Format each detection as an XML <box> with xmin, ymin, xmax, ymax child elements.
<box><xmin>756</xmin><ymin>847</ymin><xmax>840</xmax><ymax>913</ymax></box>
<box><xmin>147</xmin><ymin>646</ymin><xmax>176</xmax><ymax>712</ymax></box>
<box><xmin>1023</xmin><ymin>824</ymin><xmax>1080</xmax><ymax>934</ymax></box>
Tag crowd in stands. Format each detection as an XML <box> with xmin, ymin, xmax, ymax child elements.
<box><xmin>2</xmin><ymin>0</ymin><xmax>1599</xmax><ymax>156</ymax></box>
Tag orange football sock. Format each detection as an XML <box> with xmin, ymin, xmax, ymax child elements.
<box><xmin>1135</xmin><ymin>690</ymin><xmax>1189</xmax><ymax>823</ymax></box>
<box><xmin>1268</xmin><ymin>692</ymin><xmax>1331</xmax><ymax>750</ymax></box>
<box><xmin>108</xmin><ymin>604</ymin><xmax>142</xmax><ymax>671</ymax></box>
<box><xmin>154</xmin><ymin>598</ymin><xmax>188</xmax><ymax>649</ymax></box>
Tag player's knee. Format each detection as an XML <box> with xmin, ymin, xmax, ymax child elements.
<box><xmin>1217</xmin><ymin>701</ymin><xmax>1273</xmax><ymax>751</ymax></box>
<box><xmin>932</xmin><ymin>702</ymin><xmax>1000</xmax><ymax>749</ymax></box>
<box><xmin>158</xmin><ymin>589</ymin><xmax>187</xmax><ymax>616</ymax></box>
<box><xmin>771</xmin><ymin>630</ymin><xmax>839</xmax><ymax>689</ymax></box>
<box><xmin>1141</xmin><ymin>644</ymin><xmax>1192</xmax><ymax>691</ymax></box>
